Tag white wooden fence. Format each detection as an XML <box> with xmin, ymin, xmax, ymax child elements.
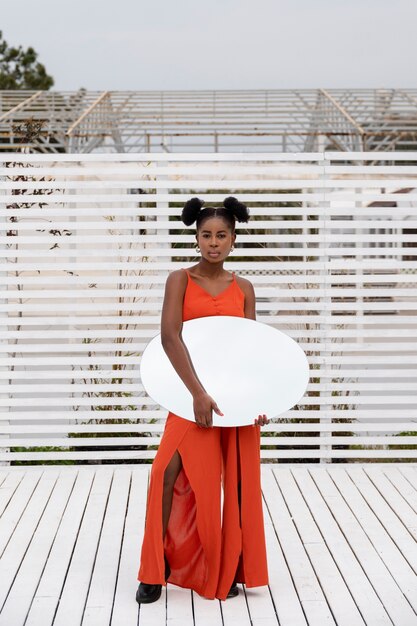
<box><xmin>1</xmin><ymin>152</ymin><xmax>416</xmax><ymax>464</ymax></box>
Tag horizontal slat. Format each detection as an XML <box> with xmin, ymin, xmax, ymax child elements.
<box><xmin>2</xmin><ymin>219</ymin><xmax>417</xmax><ymax>231</ymax></box>
<box><xmin>2</xmin><ymin>235</ymin><xmax>417</xmax><ymax>246</ymax></box>
<box><xmin>3</xmin><ymin>292</ymin><xmax>417</xmax><ymax>306</ymax></box>
<box><xmin>1</xmin><ymin>164</ymin><xmax>329</xmax><ymax>176</ymax></box>
<box><xmin>3</xmin><ymin>205</ymin><xmax>417</xmax><ymax>218</ymax></box>
<box><xmin>4</xmin><ymin>150</ymin><xmax>417</xmax><ymax>162</ymax></box>
<box><xmin>1</xmin><ymin>355</ymin><xmax>417</xmax><ymax>366</ymax></box>
<box><xmin>2</xmin><ymin>163</ymin><xmax>417</xmax><ymax>176</ymax></box>
<box><xmin>2</xmin><ymin>261</ymin><xmax>415</xmax><ymax>271</ymax></box>
<box><xmin>2</xmin><ymin>368</ymin><xmax>416</xmax><ymax>379</ymax></box>
<box><xmin>3</xmin><ymin>247</ymin><xmax>416</xmax><ymax>259</ymax></box>
<box><xmin>2</xmin><ymin>152</ymin><xmax>327</xmax><ymax>162</ymax></box>
<box><xmin>2</xmin><ymin>339</ymin><xmax>417</xmax><ymax>353</ymax></box>
<box><xmin>3</xmin><ymin>273</ymin><xmax>415</xmax><ymax>285</ymax></box>
<box><xmin>3</xmin><ymin>327</ymin><xmax>417</xmax><ymax>340</ymax></box>
<box><xmin>3</xmin><ymin>177</ymin><xmax>417</xmax><ymax>190</ymax></box>
<box><xmin>2</xmin><ymin>410</ymin><xmax>417</xmax><ymax>421</ymax></box>
<box><xmin>3</xmin><ymin>436</ymin><xmax>415</xmax><ymax>447</ymax></box>
<box><xmin>1</xmin><ymin>316</ymin><xmax>416</xmax><ymax>330</ymax></box>
<box><xmin>2</xmin><ymin>191</ymin><xmax>417</xmax><ymax>203</ymax></box>
<box><xmin>1</xmin><ymin>395</ymin><xmax>416</xmax><ymax>407</ymax></box>
<box><xmin>3</xmin><ymin>381</ymin><xmax>417</xmax><ymax>392</ymax></box>
<box><xmin>1</xmin><ymin>449</ymin><xmax>416</xmax><ymax>462</ymax></box>
<box><xmin>2</xmin><ymin>301</ymin><xmax>417</xmax><ymax>313</ymax></box>
<box><xmin>0</xmin><ymin>236</ymin><xmax>417</xmax><ymax>249</ymax></box>
<box><xmin>3</xmin><ymin>437</ymin><xmax>161</xmax><ymax>447</ymax></box>
<box><xmin>3</xmin><ymin>422</ymin><xmax>416</xmax><ymax>434</ymax></box>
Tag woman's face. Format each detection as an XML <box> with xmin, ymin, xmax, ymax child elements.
<box><xmin>196</xmin><ymin>217</ymin><xmax>236</xmax><ymax>263</ymax></box>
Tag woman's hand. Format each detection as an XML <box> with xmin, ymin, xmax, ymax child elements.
<box><xmin>193</xmin><ymin>391</ymin><xmax>223</xmax><ymax>428</ymax></box>
<box><xmin>254</xmin><ymin>414</ymin><xmax>269</xmax><ymax>427</ymax></box>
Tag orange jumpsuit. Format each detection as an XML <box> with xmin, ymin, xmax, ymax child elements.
<box><xmin>137</xmin><ymin>269</ymin><xmax>268</xmax><ymax>600</ymax></box>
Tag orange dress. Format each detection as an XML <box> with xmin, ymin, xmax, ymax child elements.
<box><xmin>137</xmin><ymin>268</ymin><xmax>268</xmax><ymax>601</ymax></box>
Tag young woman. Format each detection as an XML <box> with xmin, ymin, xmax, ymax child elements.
<box><xmin>136</xmin><ymin>196</ymin><xmax>269</xmax><ymax>603</ymax></box>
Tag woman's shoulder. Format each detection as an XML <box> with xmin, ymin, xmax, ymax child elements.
<box><xmin>234</xmin><ymin>273</ymin><xmax>255</xmax><ymax>295</ymax></box>
<box><xmin>165</xmin><ymin>268</ymin><xmax>188</xmax><ymax>290</ymax></box>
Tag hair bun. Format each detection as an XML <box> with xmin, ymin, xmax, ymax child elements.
<box><xmin>181</xmin><ymin>197</ymin><xmax>205</xmax><ymax>226</ymax></box>
<box><xmin>223</xmin><ymin>196</ymin><xmax>250</xmax><ymax>223</ymax></box>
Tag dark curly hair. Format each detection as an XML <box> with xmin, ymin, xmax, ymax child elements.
<box><xmin>181</xmin><ymin>196</ymin><xmax>250</xmax><ymax>232</ymax></box>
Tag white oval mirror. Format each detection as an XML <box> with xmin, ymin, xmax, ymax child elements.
<box><xmin>140</xmin><ymin>316</ymin><xmax>310</xmax><ymax>427</ymax></box>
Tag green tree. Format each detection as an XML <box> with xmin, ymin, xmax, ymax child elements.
<box><xmin>0</xmin><ymin>30</ymin><xmax>54</xmax><ymax>89</ymax></box>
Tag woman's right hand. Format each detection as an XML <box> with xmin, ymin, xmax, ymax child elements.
<box><xmin>193</xmin><ymin>391</ymin><xmax>223</xmax><ymax>428</ymax></box>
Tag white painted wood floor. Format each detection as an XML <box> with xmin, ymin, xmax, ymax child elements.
<box><xmin>0</xmin><ymin>464</ymin><xmax>416</xmax><ymax>626</ymax></box>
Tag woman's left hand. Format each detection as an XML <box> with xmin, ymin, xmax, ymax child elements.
<box><xmin>254</xmin><ymin>414</ymin><xmax>269</xmax><ymax>426</ymax></box>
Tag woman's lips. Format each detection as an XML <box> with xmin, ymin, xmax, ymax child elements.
<box><xmin>208</xmin><ymin>252</ymin><xmax>220</xmax><ymax>256</ymax></box>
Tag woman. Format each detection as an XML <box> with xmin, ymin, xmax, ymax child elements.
<box><xmin>136</xmin><ymin>196</ymin><xmax>269</xmax><ymax>603</ymax></box>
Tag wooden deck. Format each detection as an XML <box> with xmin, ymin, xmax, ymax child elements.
<box><xmin>0</xmin><ymin>464</ymin><xmax>416</xmax><ymax>626</ymax></box>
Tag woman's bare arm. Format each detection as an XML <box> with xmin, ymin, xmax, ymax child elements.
<box><xmin>240</xmin><ymin>277</ymin><xmax>256</xmax><ymax>320</ymax></box>
<box><xmin>160</xmin><ymin>270</ymin><xmax>222</xmax><ymax>427</ymax></box>
<box><xmin>160</xmin><ymin>270</ymin><xmax>205</xmax><ymax>397</ymax></box>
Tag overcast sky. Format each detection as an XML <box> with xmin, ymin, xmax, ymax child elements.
<box><xmin>3</xmin><ymin>0</ymin><xmax>416</xmax><ymax>91</ymax></box>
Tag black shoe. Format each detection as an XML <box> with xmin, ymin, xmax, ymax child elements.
<box><xmin>226</xmin><ymin>583</ymin><xmax>239</xmax><ymax>599</ymax></box>
<box><xmin>136</xmin><ymin>582</ymin><xmax>162</xmax><ymax>604</ymax></box>
<box><xmin>136</xmin><ymin>555</ymin><xmax>171</xmax><ymax>605</ymax></box>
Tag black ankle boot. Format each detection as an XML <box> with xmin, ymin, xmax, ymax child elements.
<box><xmin>226</xmin><ymin>582</ymin><xmax>239</xmax><ymax>599</ymax></box>
<box><xmin>136</xmin><ymin>582</ymin><xmax>162</xmax><ymax>604</ymax></box>
<box><xmin>136</xmin><ymin>555</ymin><xmax>171</xmax><ymax>605</ymax></box>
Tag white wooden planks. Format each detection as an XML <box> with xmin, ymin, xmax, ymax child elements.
<box><xmin>362</xmin><ymin>466</ymin><xmax>417</xmax><ymax>541</ymax></box>
<box><xmin>111</xmin><ymin>469</ymin><xmax>147</xmax><ymax>625</ymax></box>
<box><xmin>220</xmin><ymin>584</ymin><xmax>251</xmax><ymax>626</ymax></box>
<box><xmin>309</xmin><ymin>468</ymin><xmax>416</xmax><ymax>625</ymax></box>
<box><xmin>271</xmin><ymin>467</ymin><xmax>365</xmax><ymax>626</ymax></box>
<box><xmin>331</xmin><ymin>468</ymin><xmax>417</xmax><ymax>612</ymax></box>
<box><xmin>0</xmin><ymin>471</ymin><xmax>59</xmax><ymax>608</ymax></box>
<box><xmin>261</xmin><ymin>468</ymin><xmax>335</xmax><ymax>626</ymax></box>
<box><xmin>290</xmin><ymin>467</ymin><xmax>391</xmax><ymax>625</ymax></box>
<box><xmin>82</xmin><ymin>469</ymin><xmax>131</xmax><ymax>626</ymax></box>
<box><xmin>52</xmin><ymin>469</ymin><xmax>114</xmax><ymax>626</ymax></box>
<box><xmin>262</xmin><ymin>501</ymin><xmax>307</xmax><ymax>626</ymax></box>
<box><xmin>0</xmin><ymin>471</ymin><xmax>24</xmax><ymax>517</ymax></box>
<box><xmin>0</xmin><ymin>470</ymin><xmax>77</xmax><ymax>626</ymax></box>
<box><xmin>165</xmin><ymin>586</ymin><xmax>193</xmax><ymax>626</ymax></box>
<box><xmin>0</xmin><ymin>464</ymin><xmax>416</xmax><ymax>625</ymax></box>
<box><xmin>24</xmin><ymin>469</ymin><xmax>95</xmax><ymax>626</ymax></box>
